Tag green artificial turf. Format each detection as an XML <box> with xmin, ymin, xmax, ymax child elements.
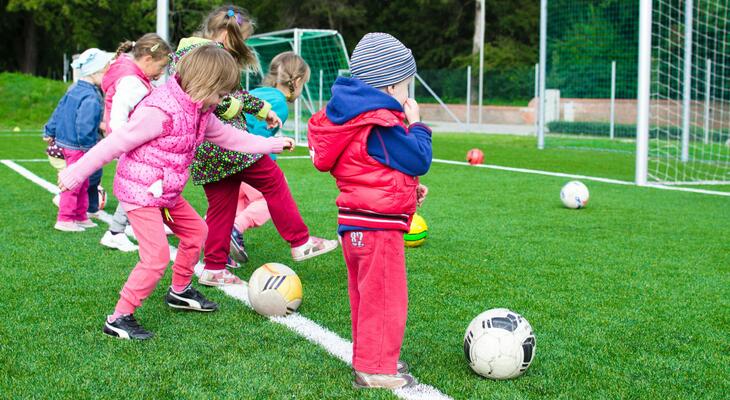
<box><xmin>1</xmin><ymin>133</ymin><xmax>728</xmax><ymax>399</ymax></box>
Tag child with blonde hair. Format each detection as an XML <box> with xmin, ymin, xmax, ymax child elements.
<box><xmin>58</xmin><ymin>45</ymin><xmax>294</xmax><ymax>340</ymax></box>
<box><xmin>172</xmin><ymin>5</ymin><xmax>337</xmax><ymax>287</ymax></box>
<box><xmin>230</xmin><ymin>51</ymin><xmax>310</xmax><ymax>263</ymax></box>
<box><xmin>98</xmin><ymin>33</ymin><xmax>172</xmax><ymax>253</ymax></box>
<box><xmin>44</xmin><ymin>48</ymin><xmax>113</xmax><ymax>232</ymax></box>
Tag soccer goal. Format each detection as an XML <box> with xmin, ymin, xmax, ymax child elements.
<box><xmin>537</xmin><ymin>0</ymin><xmax>729</xmax><ymax>187</ymax></box>
<box><xmin>636</xmin><ymin>0</ymin><xmax>730</xmax><ymax>185</ymax></box>
<box><xmin>246</xmin><ymin>29</ymin><xmax>350</xmax><ymax>144</ymax></box>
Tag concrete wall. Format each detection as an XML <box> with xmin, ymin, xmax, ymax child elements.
<box><xmin>422</xmin><ymin>98</ymin><xmax>730</xmax><ymax>129</ymax></box>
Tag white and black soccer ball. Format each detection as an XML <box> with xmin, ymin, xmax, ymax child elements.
<box><xmin>463</xmin><ymin>308</ymin><xmax>536</xmax><ymax>380</ymax></box>
<box><xmin>248</xmin><ymin>263</ymin><xmax>303</xmax><ymax>317</ymax></box>
<box><xmin>560</xmin><ymin>180</ymin><xmax>590</xmax><ymax>209</ymax></box>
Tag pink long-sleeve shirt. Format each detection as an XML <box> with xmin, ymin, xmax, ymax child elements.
<box><xmin>59</xmin><ymin>106</ymin><xmax>286</xmax><ymax>210</ymax></box>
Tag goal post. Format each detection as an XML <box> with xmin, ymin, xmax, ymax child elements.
<box><xmin>638</xmin><ymin>0</ymin><xmax>730</xmax><ymax>185</ymax></box>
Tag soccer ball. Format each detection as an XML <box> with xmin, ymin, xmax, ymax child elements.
<box><xmin>404</xmin><ymin>213</ymin><xmax>428</xmax><ymax>248</ymax></box>
<box><xmin>247</xmin><ymin>263</ymin><xmax>303</xmax><ymax>317</ymax></box>
<box><xmin>463</xmin><ymin>308</ymin><xmax>536</xmax><ymax>380</ymax></box>
<box><xmin>466</xmin><ymin>148</ymin><xmax>484</xmax><ymax>165</ymax></box>
<box><xmin>560</xmin><ymin>180</ymin><xmax>589</xmax><ymax>209</ymax></box>
<box><xmin>97</xmin><ymin>185</ymin><xmax>107</xmax><ymax>210</ymax></box>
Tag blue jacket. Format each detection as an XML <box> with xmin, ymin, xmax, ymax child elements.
<box><xmin>326</xmin><ymin>77</ymin><xmax>432</xmax><ymax>176</ymax></box>
<box><xmin>244</xmin><ymin>87</ymin><xmax>289</xmax><ymax>160</ymax></box>
<box><xmin>44</xmin><ymin>80</ymin><xmax>103</xmax><ymax>151</ymax></box>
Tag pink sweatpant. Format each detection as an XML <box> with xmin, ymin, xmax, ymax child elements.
<box><xmin>57</xmin><ymin>148</ymin><xmax>88</xmax><ymax>222</ymax></box>
<box><xmin>234</xmin><ymin>183</ymin><xmax>271</xmax><ymax>232</ymax></box>
<box><xmin>114</xmin><ymin>197</ymin><xmax>207</xmax><ymax>315</ymax></box>
<box><xmin>342</xmin><ymin>230</ymin><xmax>408</xmax><ymax>375</ymax></box>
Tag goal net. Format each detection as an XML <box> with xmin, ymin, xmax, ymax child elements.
<box><xmin>644</xmin><ymin>0</ymin><xmax>730</xmax><ymax>185</ymax></box>
<box><xmin>247</xmin><ymin>29</ymin><xmax>350</xmax><ymax>144</ymax></box>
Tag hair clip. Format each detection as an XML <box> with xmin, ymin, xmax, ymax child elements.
<box><xmin>131</xmin><ymin>41</ymin><xmax>136</xmax><ymax>48</ymax></box>
<box><xmin>227</xmin><ymin>9</ymin><xmax>235</xmax><ymax>17</ymax></box>
<box><xmin>150</xmin><ymin>43</ymin><xmax>160</xmax><ymax>52</ymax></box>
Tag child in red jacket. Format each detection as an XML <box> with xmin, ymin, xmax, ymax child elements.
<box><xmin>308</xmin><ymin>32</ymin><xmax>431</xmax><ymax>389</ymax></box>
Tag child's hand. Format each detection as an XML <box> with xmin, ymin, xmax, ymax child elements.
<box><xmin>266</xmin><ymin>110</ymin><xmax>282</xmax><ymax>129</ymax></box>
<box><xmin>58</xmin><ymin>179</ymin><xmax>69</xmax><ymax>192</ymax></box>
<box><xmin>282</xmin><ymin>137</ymin><xmax>296</xmax><ymax>152</ymax></box>
<box><xmin>416</xmin><ymin>184</ymin><xmax>428</xmax><ymax>206</ymax></box>
<box><xmin>42</xmin><ymin>136</ymin><xmax>52</xmax><ymax>143</ymax></box>
<box><xmin>404</xmin><ymin>98</ymin><xmax>421</xmax><ymax>125</ymax></box>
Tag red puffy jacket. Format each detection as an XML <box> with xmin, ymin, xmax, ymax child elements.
<box><xmin>308</xmin><ymin>108</ymin><xmax>418</xmax><ymax>231</ymax></box>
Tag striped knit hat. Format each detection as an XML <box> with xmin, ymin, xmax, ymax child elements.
<box><xmin>350</xmin><ymin>33</ymin><xmax>416</xmax><ymax>88</ymax></box>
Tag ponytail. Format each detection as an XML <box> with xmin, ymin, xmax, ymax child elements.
<box><xmin>115</xmin><ymin>41</ymin><xmax>135</xmax><ymax>58</ymax></box>
<box><xmin>115</xmin><ymin>33</ymin><xmax>171</xmax><ymax>61</ymax></box>
<box><xmin>201</xmin><ymin>5</ymin><xmax>260</xmax><ymax>72</ymax></box>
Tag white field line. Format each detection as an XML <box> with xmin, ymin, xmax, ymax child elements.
<box><xmin>1</xmin><ymin>159</ymin><xmax>453</xmax><ymax>400</ymax></box>
<box><xmin>432</xmin><ymin>158</ymin><xmax>730</xmax><ymax>197</ymax></box>
<box><xmin>4</xmin><ymin>159</ymin><xmax>50</xmax><ymax>162</ymax></box>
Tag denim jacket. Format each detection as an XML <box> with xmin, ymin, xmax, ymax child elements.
<box><xmin>44</xmin><ymin>80</ymin><xmax>103</xmax><ymax>151</ymax></box>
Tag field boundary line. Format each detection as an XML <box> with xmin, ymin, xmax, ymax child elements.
<box><xmin>0</xmin><ymin>159</ymin><xmax>453</xmax><ymax>400</ymax></box>
<box><xmin>432</xmin><ymin>158</ymin><xmax>730</xmax><ymax>197</ymax></box>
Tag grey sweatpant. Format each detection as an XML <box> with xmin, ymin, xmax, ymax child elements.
<box><xmin>109</xmin><ymin>203</ymin><xmax>130</xmax><ymax>233</ymax></box>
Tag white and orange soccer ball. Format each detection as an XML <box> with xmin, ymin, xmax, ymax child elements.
<box><xmin>247</xmin><ymin>263</ymin><xmax>303</xmax><ymax>317</ymax></box>
<box><xmin>560</xmin><ymin>180</ymin><xmax>590</xmax><ymax>209</ymax></box>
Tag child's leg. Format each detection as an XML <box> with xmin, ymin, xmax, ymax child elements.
<box><xmin>87</xmin><ymin>168</ymin><xmax>103</xmax><ymax>213</ymax></box>
<box><xmin>342</xmin><ymin>230</ymin><xmax>408</xmax><ymax>375</ymax></box>
<box><xmin>203</xmin><ymin>174</ymin><xmax>243</xmax><ymax>271</ymax></box>
<box><xmin>164</xmin><ymin>197</ymin><xmax>207</xmax><ymax>289</ymax></box>
<box><xmin>239</xmin><ymin>156</ymin><xmax>309</xmax><ymax>247</ymax></box>
<box><xmin>234</xmin><ymin>183</ymin><xmax>271</xmax><ymax>232</ymax></box>
<box><xmin>108</xmin><ymin>204</ymin><xmax>130</xmax><ymax>233</ymax></box>
<box><xmin>57</xmin><ymin>149</ymin><xmax>88</xmax><ymax>222</ymax></box>
<box><xmin>342</xmin><ymin>233</ymin><xmax>362</xmax><ymax>365</ymax></box>
<box><xmin>114</xmin><ymin>206</ymin><xmax>170</xmax><ymax>315</ymax></box>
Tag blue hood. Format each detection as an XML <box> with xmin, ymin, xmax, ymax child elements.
<box><xmin>326</xmin><ymin>77</ymin><xmax>403</xmax><ymax>124</ymax></box>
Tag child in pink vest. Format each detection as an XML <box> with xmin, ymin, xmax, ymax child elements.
<box><xmin>99</xmin><ymin>33</ymin><xmax>172</xmax><ymax>253</ymax></box>
<box><xmin>59</xmin><ymin>45</ymin><xmax>294</xmax><ymax>340</ymax></box>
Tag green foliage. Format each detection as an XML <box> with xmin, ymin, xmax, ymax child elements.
<box><xmin>547</xmin><ymin>0</ymin><xmax>639</xmax><ymax>99</ymax></box>
<box><xmin>0</xmin><ymin>72</ymin><xmax>68</xmax><ymax>130</ymax></box>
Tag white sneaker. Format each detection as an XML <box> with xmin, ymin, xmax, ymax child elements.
<box><xmin>52</xmin><ymin>194</ymin><xmax>60</xmax><ymax>207</ymax></box>
<box><xmin>100</xmin><ymin>231</ymin><xmax>138</xmax><ymax>252</ymax></box>
<box><xmin>352</xmin><ymin>371</ymin><xmax>416</xmax><ymax>389</ymax></box>
<box><xmin>124</xmin><ymin>225</ymin><xmax>136</xmax><ymax>240</ymax></box>
<box><xmin>291</xmin><ymin>236</ymin><xmax>339</xmax><ymax>262</ymax></box>
<box><xmin>55</xmin><ymin>221</ymin><xmax>84</xmax><ymax>232</ymax></box>
<box><xmin>75</xmin><ymin>219</ymin><xmax>98</xmax><ymax>228</ymax></box>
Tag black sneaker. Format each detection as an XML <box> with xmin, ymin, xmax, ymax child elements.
<box><xmin>103</xmin><ymin>314</ymin><xmax>153</xmax><ymax>340</ymax></box>
<box><xmin>164</xmin><ymin>286</ymin><xmax>218</xmax><ymax>312</ymax></box>
<box><xmin>230</xmin><ymin>228</ymin><xmax>249</xmax><ymax>264</ymax></box>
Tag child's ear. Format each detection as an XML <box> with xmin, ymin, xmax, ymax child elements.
<box><xmin>385</xmin><ymin>85</ymin><xmax>396</xmax><ymax>96</ymax></box>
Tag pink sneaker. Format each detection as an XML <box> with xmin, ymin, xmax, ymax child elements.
<box><xmin>54</xmin><ymin>221</ymin><xmax>84</xmax><ymax>232</ymax></box>
<box><xmin>291</xmin><ymin>236</ymin><xmax>338</xmax><ymax>262</ymax></box>
<box><xmin>198</xmin><ymin>269</ymin><xmax>244</xmax><ymax>287</ymax></box>
<box><xmin>75</xmin><ymin>219</ymin><xmax>98</xmax><ymax>228</ymax></box>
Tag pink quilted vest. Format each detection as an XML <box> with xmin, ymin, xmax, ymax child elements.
<box><xmin>101</xmin><ymin>54</ymin><xmax>152</xmax><ymax>134</ymax></box>
<box><xmin>113</xmin><ymin>76</ymin><xmax>211</xmax><ymax>208</ymax></box>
